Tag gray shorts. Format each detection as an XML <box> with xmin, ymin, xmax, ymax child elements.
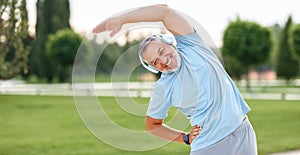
<box><xmin>190</xmin><ymin>117</ymin><xmax>257</xmax><ymax>155</ymax></box>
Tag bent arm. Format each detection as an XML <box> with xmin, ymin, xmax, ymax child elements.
<box><xmin>145</xmin><ymin>116</ymin><xmax>186</xmax><ymax>144</ymax></box>
<box><xmin>146</xmin><ymin>116</ymin><xmax>201</xmax><ymax>144</ymax></box>
<box><xmin>93</xmin><ymin>4</ymin><xmax>193</xmax><ymax>36</ymax></box>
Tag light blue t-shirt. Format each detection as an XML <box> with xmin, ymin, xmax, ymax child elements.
<box><xmin>146</xmin><ymin>32</ymin><xmax>250</xmax><ymax>151</ymax></box>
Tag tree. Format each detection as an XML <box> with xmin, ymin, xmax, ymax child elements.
<box><xmin>29</xmin><ymin>0</ymin><xmax>70</xmax><ymax>82</ymax></box>
<box><xmin>46</xmin><ymin>29</ymin><xmax>82</xmax><ymax>82</ymax></box>
<box><xmin>289</xmin><ymin>24</ymin><xmax>300</xmax><ymax>60</ymax></box>
<box><xmin>276</xmin><ymin>16</ymin><xmax>299</xmax><ymax>84</ymax></box>
<box><xmin>269</xmin><ymin>24</ymin><xmax>282</xmax><ymax>69</ymax></box>
<box><xmin>0</xmin><ymin>0</ymin><xmax>30</xmax><ymax>79</ymax></box>
<box><xmin>97</xmin><ymin>42</ymin><xmax>123</xmax><ymax>74</ymax></box>
<box><xmin>223</xmin><ymin>55</ymin><xmax>244</xmax><ymax>81</ymax></box>
<box><xmin>290</xmin><ymin>24</ymin><xmax>300</xmax><ymax>75</ymax></box>
<box><xmin>222</xmin><ymin>18</ymin><xmax>272</xmax><ymax>90</ymax></box>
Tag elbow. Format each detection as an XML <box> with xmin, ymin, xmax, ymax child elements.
<box><xmin>145</xmin><ymin>121</ymin><xmax>157</xmax><ymax>132</ymax></box>
<box><xmin>145</xmin><ymin>116</ymin><xmax>163</xmax><ymax>133</ymax></box>
<box><xmin>159</xmin><ymin>4</ymin><xmax>177</xmax><ymax>21</ymax></box>
<box><xmin>155</xmin><ymin>4</ymin><xmax>173</xmax><ymax>16</ymax></box>
<box><xmin>161</xmin><ymin>4</ymin><xmax>173</xmax><ymax>13</ymax></box>
<box><xmin>156</xmin><ymin>4</ymin><xmax>169</xmax><ymax>8</ymax></box>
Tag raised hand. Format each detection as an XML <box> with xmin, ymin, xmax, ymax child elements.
<box><xmin>92</xmin><ymin>17</ymin><xmax>123</xmax><ymax>37</ymax></box>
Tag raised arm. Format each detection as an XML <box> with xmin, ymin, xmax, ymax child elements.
<box><xmin>92</xmin><ymin>4</ymin><xmax>193</xmax><ymax>36</ymax></box>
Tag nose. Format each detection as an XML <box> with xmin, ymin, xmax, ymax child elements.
<box><xmin>153</xmin><ymin>56</ymin><xmax>167</xmax><ymax>71</ymax></box>
<box><xmin>157</xmin><ymin>55</ymin><xmax>167</xmax><ymax>65</ymax></box>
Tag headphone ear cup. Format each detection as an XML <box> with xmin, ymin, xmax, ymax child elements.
<box><xmin>138</xmin><ymin>50</ymin><xmax>160</xmax><ymax>74</ymax></box>
<box><xmin>147</xmin><ymin>65</ymin><xmax>160</xmax><ymax>74</ymax></box>
<box><xmin>161</xmin><ymin>34</ymin><xmax>174</xmax><ymax>45</ymax></box>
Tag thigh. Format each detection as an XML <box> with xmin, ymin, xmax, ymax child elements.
<box><xmin>230</xmin><ymin>119</ymin><xmax>257</xmax><ymax>155</ymax></box>
<box><xmin>190</xmin><ymin>135</ymin><xmax>231</xmax><ymax>155</ymax></box>
<box><xmin>190</xmin><ymin>119</ymin><xmax>257</xmax><ymax>155</ymax></box>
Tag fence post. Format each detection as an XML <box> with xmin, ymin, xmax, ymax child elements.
<box><xmin>281</xmin><ymin>93</ymin><xmax>286</xmax><ymax>100</ymax></box>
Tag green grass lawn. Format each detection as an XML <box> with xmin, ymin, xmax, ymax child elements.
<box><xmin>0</xmin><ymin>95</ymin><xmax>299</xmax><ymax>155</ymax></box>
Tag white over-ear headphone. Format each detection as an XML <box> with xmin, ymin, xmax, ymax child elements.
<box><xmin>139</xmin><ymin>34</ymin><xmax>174</xmax><ymax>74</ymax></box>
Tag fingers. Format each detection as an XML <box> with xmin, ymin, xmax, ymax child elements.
<box><xmin>92</xmin><ymin>17</ymin><xmax>122</xmax><ymax>36</ymax></box>
<box><xmin>92</xmin><ymin>21</ymin><xmax>107</xmax><ymax>33</ymax></box>
<box><xmin>189</xmin><ymin>125</ymin><xmax>201</xmax><ymax>143</ymax></box>
<box><xmin>110</xmin><ymin>30</ymin><xmax>117</xmax><ymax>37</ymax></box>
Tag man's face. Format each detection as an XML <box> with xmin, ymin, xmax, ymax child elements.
<box><xmin>142</xmin><ymin>40</ymin><xmax>181</xmax><ymax>73</ymax></box>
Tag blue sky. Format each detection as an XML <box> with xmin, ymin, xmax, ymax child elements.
<box><xmin>26</xmin><ymin>0</ymin><xmax>300</xmax><ymax>46</ymax></box>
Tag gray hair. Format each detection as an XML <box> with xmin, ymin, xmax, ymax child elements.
<box><xmin>138</xmin><ymin>35</ymin><xmax>162</xmax><ymax>63</ymax></box>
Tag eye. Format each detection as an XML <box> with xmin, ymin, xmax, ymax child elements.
<box><xmin>151</xmin><ymin>47</ymin><xmax>164</xmax><ymax>66</ymax></box>
<box><xmin>159</xmin><ymin>48</ymin><xmax>164</xmax><ymax>56</ymax></box>
<box><xmin>152</xmin><ymin>59</ymin><xmax>157</xmax><ymax>66</ymax></box>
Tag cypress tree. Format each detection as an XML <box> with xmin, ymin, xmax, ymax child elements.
<box><xmin>29</xmin><ymin>0</ymin><xmax>70</xmax><ymax>82</ymax></box>
<box><xmin>276</xmin><ymin>16</ymin><xmax>299</xmax><ymax>84</ymax></box>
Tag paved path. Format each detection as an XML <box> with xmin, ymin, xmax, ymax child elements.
<box><xmin>269</xmin><ymin>150</ymin><xmax>300</xmax><ymax>155</ymax></box>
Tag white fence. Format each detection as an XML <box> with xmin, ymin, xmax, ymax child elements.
<box><xmin>0</xmin><ymin>80</ymin><xmax>300</xmax><ymax>100</ymax></box>
<box><xmin>0</xmin><ymin>81</ymin><xmax>155</xmax><ymax>97</ymax></box>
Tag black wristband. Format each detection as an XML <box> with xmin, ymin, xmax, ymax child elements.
<box><xmin>183</xmin><ymin>133</ymin><xmax>190</xmax><ymax>145</ymax></box>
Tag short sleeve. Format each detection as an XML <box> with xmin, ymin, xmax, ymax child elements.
<box><xmin>146</xmin><ymin>83</ymin><xmax>171</xmax><ymax>119</ymax></box>
<box><xmin>175</xmin><ymin>32</ymin><xmax>222</xmax><ymax>66</ymax></box>
<box><xmin>175</xmin><ymin>33</ymin><xmax>204</xmax><ymax>50</ymax></box>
